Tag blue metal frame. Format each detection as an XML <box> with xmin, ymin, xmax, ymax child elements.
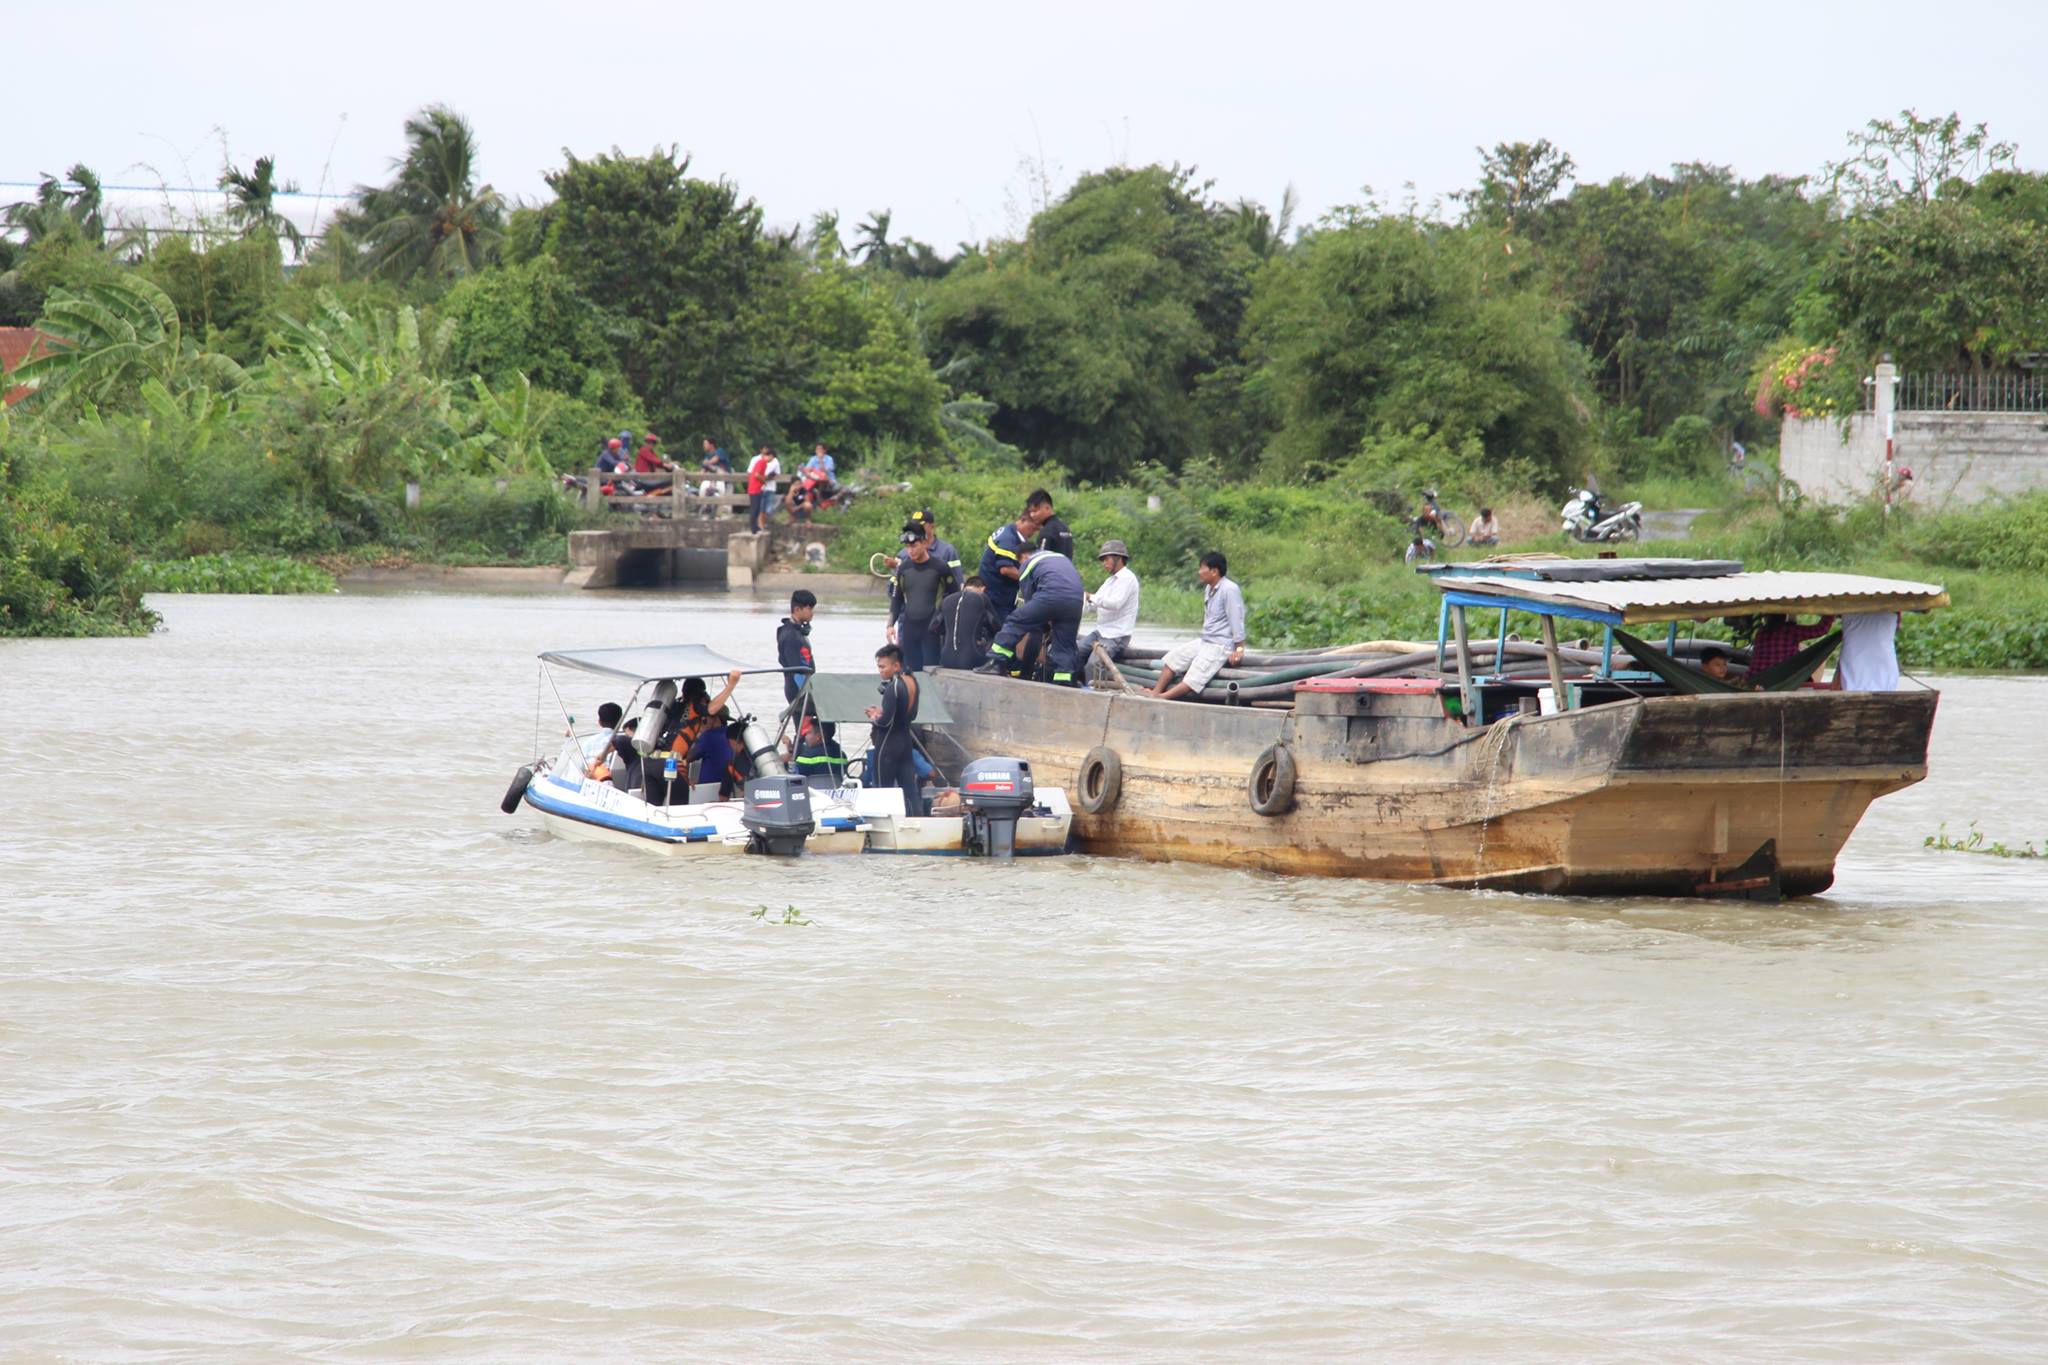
<box><xmin>1438</xmin><ymin>589</ymin><xmax>1623</xmax><ymax>626</ymax></box>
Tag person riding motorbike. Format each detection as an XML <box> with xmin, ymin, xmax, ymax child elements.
<box><xmin>1415</xmin><ymin>489</ymin><xmax>1450</xmax><ymax>539</ymax></box>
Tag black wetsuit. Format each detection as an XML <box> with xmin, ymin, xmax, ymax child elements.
<box><xmin>889</xmin><ymin>557</ymin><xmax>958</xmax><ymax>672</ymax></box>
<box><xmin>873</xmin><ymin>671</ymin><xmax>923</xmax><ymax>816</ymax></box>
<box><xmin>936</xmin><ymin>589</ymin><xmax>994</xmax><ymax>670</ymax></box>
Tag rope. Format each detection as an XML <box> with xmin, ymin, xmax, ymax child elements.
<box><xmin>1472</xmin><ymin>714</ymin><xmax>1522</xmax><ymax>876</ymax></box>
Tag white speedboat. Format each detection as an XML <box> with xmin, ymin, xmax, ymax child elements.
<box><xmin>502</xmin><ymin>644</ymin><xmax>868</xmax><ymax>856</ymax></box>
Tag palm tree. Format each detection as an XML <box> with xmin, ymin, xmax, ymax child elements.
<box><xmin>2</xmin><ymin>164</ymin><xmax>110</xmax><ymax>245</ymax></box>
<box><xmin>855</xmin><ymin>210</ymin><xmax>895</xmax><ymax>269</ymax></box>
<box><xmin>348</xmin><ymin>105</ymin><xmax>505</xmax><ymax>283</ymax></box>
<box><xmin>219</xmin><ymin>156</ymin><xmax>306</xmax><ymax>259</ymax></box>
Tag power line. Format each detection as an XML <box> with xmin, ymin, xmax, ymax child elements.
<box><xmin>0</xmin><ymin>180</ymin><xmax>355</xmax><ymax>199</ymax></box>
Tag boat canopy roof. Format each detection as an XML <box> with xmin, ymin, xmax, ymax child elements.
<box><xmin>798</xmin><ymin>672</ymin><xmax>956</xmax><ymax>725</ymax></box>
<box><xmin>539</xmin><ymin>644</ymin><xmax>760</xmax><ymax>683</ymax></box>
<box><xmin>1433</xmin><ymin>570</ymin><xmax>1949</xmax><ymax>626</ymax></box>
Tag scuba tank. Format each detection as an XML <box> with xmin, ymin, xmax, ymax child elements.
<box><xmin>633</xmin><ymin>680</ymin><xmax>678</xmax><ymax>756</ymax></box>
<box><xmin>739</xmin><ymin>717</ymin><xmax>788</xmax><ymax>777</ymax></box>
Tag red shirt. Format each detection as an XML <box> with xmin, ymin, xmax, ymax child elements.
<box><xmin>747</xmin><ymin>454</ymin><xmax>777</xmax><ymax>495</ymax></box>
<box><xmin>633</xmin><ymin>445</ymin><xmax>664</xmax><ymax>474</ymax></box>
<box><xmin>1750</xmin><ymin>617</ymin><xmax>1836</xmax><ymax>672</ymax></box>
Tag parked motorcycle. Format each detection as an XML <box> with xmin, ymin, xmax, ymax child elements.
<box><xmin>1561</xmin><ymin>488</ymin><xmax>1643</xmax><ymax>542</ymax></box>
<box><xmin>1410</xmin><ymin>488</ymin><xmax>1465</xmax><ymax>547</ymax></box>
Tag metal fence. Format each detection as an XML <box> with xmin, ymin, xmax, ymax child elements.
<box><xmin>1895</xmin><ymin>371</ymin><xmax>2048</xmax><ymax>413</ymax></box>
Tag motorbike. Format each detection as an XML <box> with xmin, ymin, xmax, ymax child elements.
<box><xmin>1410</xmin><ymin>489</ymin><xmax>1465</xmax><ymax>547</ymax></box>
<box><xmin>786</xmin><ymin>467</ymin><xmax>856</xmax><ymax>521</ymax></box>
<box><xmin>1561</xmin><ymin>488</ymin><xmax>1643</xmax><ymax>542</ymax></box>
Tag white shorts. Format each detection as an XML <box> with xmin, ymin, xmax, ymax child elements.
<box><xmin>1162</xmin><ymin>639</ymin><xmax>1231</xmax><ymax>691</ymax></box>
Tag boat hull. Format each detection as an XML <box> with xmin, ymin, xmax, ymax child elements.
<box><xmin>926</xmin><ymin>673</ymin><xmax>1938</xmax><ymax>897</ymax></box>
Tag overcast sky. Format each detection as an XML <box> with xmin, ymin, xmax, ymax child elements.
<box><xmin>9</xmin><ymin>0</ymin><xmax>2044</xmax><ymax>246</ymax></box>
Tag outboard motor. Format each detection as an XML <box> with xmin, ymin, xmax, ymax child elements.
<box><xmin>742</xmin><ymin>774</ymin><xmax>814</xmax><ymax>856</ymax></box>
<box><xmin>961</xmin><ymin>757</ymin><xmax>1034</xmax><ymax>860</ymax></box>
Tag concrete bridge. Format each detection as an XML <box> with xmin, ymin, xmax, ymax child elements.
<box><xmin>566</xmin><ymin>516</ymin><xmax>841</xmax><ymax>589</ymax></box>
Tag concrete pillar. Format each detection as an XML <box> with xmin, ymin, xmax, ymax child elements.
<box><xmin>1874</xmin><ymin>358</ymin><xmax>1898</xmax><ymax>452</ymax></box>
<box><xmin>726</xmin><ymin>532</ymin><xmax>770</xmax><ymax>591</ymax></box>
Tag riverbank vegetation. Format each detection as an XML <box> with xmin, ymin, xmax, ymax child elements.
<box><xmin>3</xmin><ymin>106</ymin><xmax>2045</xmax><ymax>659</ymax></box>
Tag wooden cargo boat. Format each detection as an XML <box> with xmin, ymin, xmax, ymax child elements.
<box><xmin>927</xmin><ymin>561</ymin><xmax>1948</xmax><ymax>898</ymax></box>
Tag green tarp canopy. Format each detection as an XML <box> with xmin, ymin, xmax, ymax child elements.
<box><xmin>796</xmin><ymin>672</ymin><xmax>955</xmax><ymax>725</ymax></box>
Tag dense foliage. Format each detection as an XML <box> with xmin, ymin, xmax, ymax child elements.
<box><xmin>4</xmin><ymin>103</ymin><xmax>2046</xmax><ymax>644</ymax></box>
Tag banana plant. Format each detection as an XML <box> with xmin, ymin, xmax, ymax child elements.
<box><xmin>11</xmin><ymin>276</ymin><xmax>246</xmax><ymax>414</ymax></box>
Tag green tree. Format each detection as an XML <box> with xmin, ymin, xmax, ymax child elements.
<box><xmin>1826</xmin><ymin>109</ymin><xmax>2017</xmax><ymax>208</ymax></box>
<box><xmin>1246</xmin><ymin>210</ymin><xmax>1587</xmax><ymax>484</ymax></box>
<box><xmin>1818</xmin><ymin>198</ymin><xmax>2048</xmax><ymax>370</ymax></box>
<box><xmin>433</xmin><ymin>255</ymin><xmax>633</xmax><ymax>405</ymax></box>
<box><xmin>1459</xmin><ymin>140</ymin><xmax>1576</xmax><ymax>235</ymax></box>
<box><xmin>925</xmin><ymin>164</ymin><xmax>1259</xmax><ymax>478</ymax></box>
<box><xmin>139</xmin><ymin>232</ymin><xmax>284</xmax><ymax>365</ymax></box>
<box><xmin>1</xmin><ymin>165</ymin><xmax>110</xmax><ymax>245</ymax></box>
<box><xmin>332</xmin><ymin>106</ymin><xmax>505</xmax><ymax>285</ymax></box>
<box><xmin>219</xmin><ymin>156</ymin><xmax>306</xmax><ymax>259</ymax></box>
<box><xmin>784</xmin><ymin>264</ymin><xmax>943</xmax><ymax>450</ymax></box>
<box><xmin>538</xmin><ymin>146</ymin><xmax>802</xmax><ymax>440</ymax></box>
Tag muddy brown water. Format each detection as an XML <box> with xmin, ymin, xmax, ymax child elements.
<box><xmin>3</xmin><ymin>590</ymin><xmax>2044</xmax><ymax>1361</ymax></box>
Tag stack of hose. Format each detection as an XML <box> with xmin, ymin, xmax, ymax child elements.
<box><xmin>1102</xmin><ymin>638</ymin><xmax>1745</xmax><ymax>706</ymax></box>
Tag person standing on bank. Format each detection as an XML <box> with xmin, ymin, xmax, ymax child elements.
<box><xmin>1151</xmin><ymin>552</ymin><xmax>1246</xmax><ymax>701</ymax></box>
<box><xmin>977</xmin><ymin>503</ymin><xmax>1044</xmax><ymax>630</ymax></box>
<box><xmin>746</xmin><ymin>445</ymin><xmax>781</xmax><ymax>533</ymax></box>
<box><xmin>887</xmin><ymin>529</ymin><xmax>958</xmax><ymax>672</ymax></box>
<box><xmin>981</xmin><ymin>546</ymin><xmax>1086</xmax><ymax>684</ymax></box>
<box><xmin>1078</xmin><ymin>540</ymin><xmax>1140</xmax><ymax>672</ymax></box>
<box><xmin>936</xmin><ymin>575</ymin><xmax>995</xmax><ymax>670</ymax></box>
<box><xmin>867</xmin><ymin>644</ymin><xmax>925</xmax><ymax>815</ymax></box>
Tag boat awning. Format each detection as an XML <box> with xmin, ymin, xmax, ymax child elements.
<box><xmin>1433</xmin><ymin>571</ymin><xmax>1949</xmax><ymax>626</ymax></box>
<box><xmin>539</xmin><ymin>644</ymin><xmax>763</xmax><ymax>684</ymax></box>
<box><xmin>797</xmin><ymin>672</ymin><xmax>956</xmax><ymax>725</ymax></box>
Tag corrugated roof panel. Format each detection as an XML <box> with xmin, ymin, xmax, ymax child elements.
<box><xmin>1435</xmin><ymin>571</ymin><xmax>1949</xmax><ymax>624</ymax></box>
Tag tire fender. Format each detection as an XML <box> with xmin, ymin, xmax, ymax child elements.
<box><xmin>1076</xmin><ymin>746</ymin><xmax>1123</xmax><ymax>814</ymax></box>
<box><xmin>1249</xmin><ymin>744</ymin><xmax>1296</xmax><ymax>816</ymax></box>
<box><xmin>501</xmin><ymin>764</ymin><xmax>535</xmax><ymax>815</ymax></box>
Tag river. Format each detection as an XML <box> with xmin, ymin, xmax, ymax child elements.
<box><xmin>3</xmin><ymin>589</ymin><xmax>2045</xmax><ymax>1361</ymax></box>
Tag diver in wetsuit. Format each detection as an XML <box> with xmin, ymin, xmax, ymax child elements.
<box><xmin>866</xmin><ymin>643</ymin><xmax>924</xmax><ymax>815</ymax></box>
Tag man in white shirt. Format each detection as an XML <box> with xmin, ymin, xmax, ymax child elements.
<box><xmin>1836</xmin><ymin>612</ymin><xmax>1901</xmax><ymax>691</ymax></box>
<box><xmin>1079</xmin><ymin>540</ymin><xmax>1141</xmax><ymax>673</ymax></box>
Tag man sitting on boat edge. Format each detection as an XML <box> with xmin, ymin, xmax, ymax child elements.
<box><xmin>1151</xmin><ymin>551</ymin><xmax>1246</xmax><ymax>701</ymax></box>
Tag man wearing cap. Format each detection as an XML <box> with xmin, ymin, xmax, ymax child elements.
<box><xmin>980</xmin><ymin>545</ymin><xmax>1085</xmax><ymax>684</ymax></box>
<box><xmin>906</xmin><ymin>509</ymin><xmax>961</xmax><ymax>577</ymax></box>
<box><xmin>1079</xmin><ymin>540</ymin><xmax>1140</xmax><ymax>674</ymax></box>
<box><xmin>887</xmin><ymin>529</ymin><xmax>959</xmax><ymax>673</ymax></box>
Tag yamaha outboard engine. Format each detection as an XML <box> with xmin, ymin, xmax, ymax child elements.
<box><xmin>961</xmin><ymin>757</ymin><xmax>1034</xmax><ymax>860</ymax></box>
<box><xmin>742</xmin><ymin>774</ymin><xmax>814</xmax><ymax>856</ymax></box>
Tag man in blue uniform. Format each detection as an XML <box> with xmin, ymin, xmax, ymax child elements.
<box><xmin>980</xmin><ymin>547</ymin><xmax>1085</xmax><ymax>684</ymax></box>
<box><xmin>976</xmin><ymin>506</ymin><xmax>1041</xmax><ymax>629</ymax></box>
